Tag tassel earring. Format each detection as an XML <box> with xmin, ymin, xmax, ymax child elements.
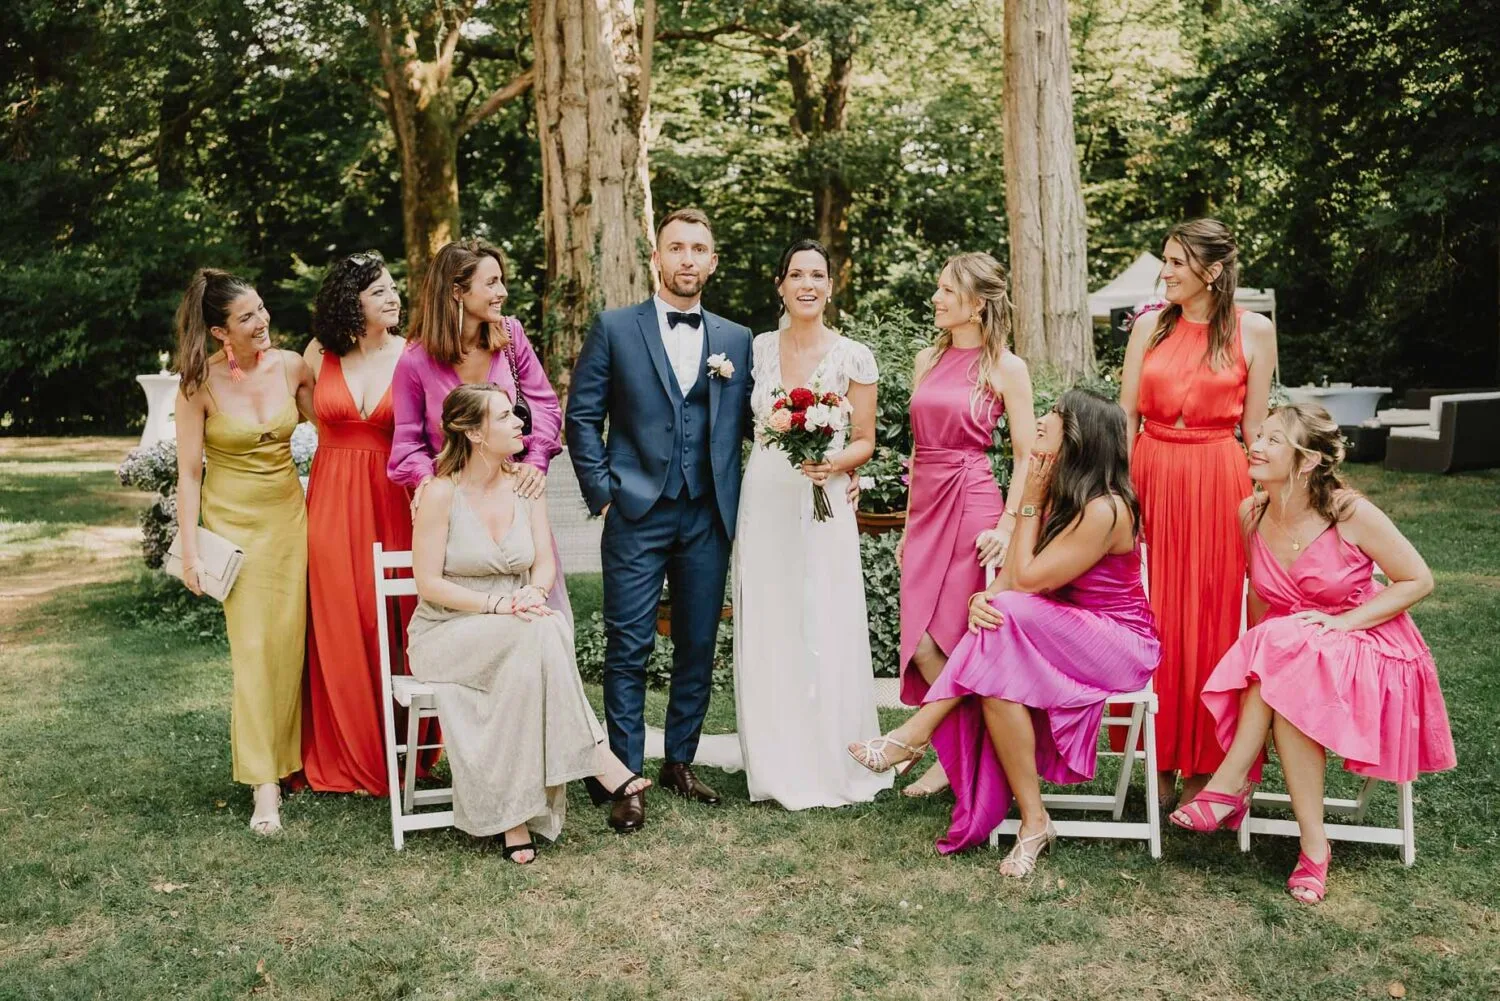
<box><xmin>225</xmin><ymin>343</ymin><xmax>246</xmax><ymax>382</ymax></box>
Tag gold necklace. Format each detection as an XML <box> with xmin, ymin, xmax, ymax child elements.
<box><xmin>1266</xmin><ymin>508</ymin><xmax>1308</xmax><ymax>551</ymax></box>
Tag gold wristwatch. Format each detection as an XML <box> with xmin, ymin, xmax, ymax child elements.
<box><xmin>1018</xmin><ymin>504</ymin><xmax>1039</xmax><ymax>518</ymax></box>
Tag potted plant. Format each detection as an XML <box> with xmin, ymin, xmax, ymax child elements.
<box><xmin>855</xmin><ymin>447</ymin><xmax>909</xmax><ymax>535</ymax></box>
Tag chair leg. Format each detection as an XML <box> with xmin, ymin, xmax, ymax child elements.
<box><xmin>1143</xmin><ymin>707</ymin><xmax>1161</xmax><ymax>859</ymax></box>
<box><xmin>1399</xmin><ymin>781</ymin><xmax>1416</xmax><ymax>867</ymax></box>
<box><xmin>1113</xmin><ymin>702</ymin><xmax>1145</xmax><ymax>821</ymax></box>
<box><xmin>403</xmin><ymin>699</ymin><xmax>423</xmax><ymax>814</ymax></box>
<box><xmin>1352</xmin><ymin>776</ymin><xmax>1378</xmax><ymax>823</ymax></box>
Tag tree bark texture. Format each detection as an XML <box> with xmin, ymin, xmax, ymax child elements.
<box><xmin>788</xmin><ymin>39</ymin><xmax>855</xmax><ymax>316</ymax></box>
<box><xmin>368</xmin><ymin>4</ymin><xmax>533</xmax><ymax>299</ymax></box>
<box><xmin>532</xmin><ymin>0</ymin><xmax>655</xmax><ymax>391</ymax></box>
<box><xmin>1003</xmin><ymin>0</ymin><xmax>1094</xmax><ymax>377</ymax></box>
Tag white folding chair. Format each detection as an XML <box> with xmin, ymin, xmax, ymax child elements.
<box><xmin>980</xmin><ymin>562</ymin><xmax>1163</xmax><ymax>858</ymax></box>
<box><xmin>1238</xmin><ymin>776</ymin><xmax>1417</xmax><ymax>866</ymax></box>
<box><xmin>374</xmin><ymin>543</ymin><xmax>453</xmax><ymax>850</ymax></box>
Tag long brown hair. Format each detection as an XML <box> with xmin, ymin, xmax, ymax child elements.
<box><xmin>1147</xmin><ymin>218</ymin><xmax>1240</xmax><ymax>370</ymax></box>
<box><xmin>408</xmin><ymin>239</ymin><xmax>511</xmax><ymax>365</ymax></box>
<box><xmin>1036</xmin><ymin>389</ymin><xmax>1141</xmax><ymax>554</ymax></box>
<box><xmin>1253</xmin><ymin>403</ymin><xmax>1357</xmax><ymax>526</ymax></box>
<box><xmin>434</xmin><ymin>383</ymin><xmax>515</xmax><ymax>479</ymax></box>
<box><xmin>174</xmin><ymin>268</ymin><xmax>255</xmax><ymax>396</ymax></box>
<box><xmin>932</xmin><ymin>252</ymin><xmax>1013</xmax><ymax>419</ymax></box>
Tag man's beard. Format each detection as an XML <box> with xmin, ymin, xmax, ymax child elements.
<box><xmin>662</xmin><ymin>271</ymin><xmax>704</xmax><ymax>298</ymax></box>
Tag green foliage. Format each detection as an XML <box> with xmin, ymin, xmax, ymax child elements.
<box><xmin>3</xmin><ymin>0</ymin><xmax>1495</xmax><ymax>430</ymax></box>
<box><xmin>859</xmin><ymin>529</ymin><xmax>903</xmax><ymax>676</ymax></box>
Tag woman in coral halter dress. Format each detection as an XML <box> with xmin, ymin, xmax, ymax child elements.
<box><xmin>895</xmin><ymin>253</ymin><xmax>1035</xmax><ymax>798</ymax></box>
<box><xmin>300</xmin><ymin>253</ymin><xmax>417</xmax><ymax>795</ymax></box>
<box><xmin>1171</xmin><ymin>404</ymin><xmax>1455</xmax><ymax>904</ymax></box>
<box><xmin>1119</xmin><ymin>219</ymin><xmax>1277</xmax><ymax>808</ymax></box>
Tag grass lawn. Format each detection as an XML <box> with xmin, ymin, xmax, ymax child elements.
<box><xmin>1</xmin><ymin>447</ymin><xmax>1498</xmax><ymax>999</ymax></box>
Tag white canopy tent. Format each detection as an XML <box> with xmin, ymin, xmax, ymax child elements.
<box><xmin>1089</xmin><ymin>251</ymin><xmax>1276</xmax><ymax>325</ymax></box>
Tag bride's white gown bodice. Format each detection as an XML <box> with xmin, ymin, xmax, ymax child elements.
<box><xmin>731</xmin><ymin>331</ymin><xmax>892</xmax><ymax>810</ymax></box>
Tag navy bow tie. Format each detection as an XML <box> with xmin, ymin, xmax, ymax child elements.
<box><xmin>666</xmin><ymin>310</ymin><xmax>702</xmax><ymax>330</ymax></box>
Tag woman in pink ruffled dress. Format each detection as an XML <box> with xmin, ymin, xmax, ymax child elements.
<box><xmin>1171</xmin><ymin>403</ymin><xmax>1456</xmax><ymax>904</ymax></box>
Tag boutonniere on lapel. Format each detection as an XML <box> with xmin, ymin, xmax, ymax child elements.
<box><xmin>706</xmin><ymin>353</ymin><xmax>735</xmax><ymax>380</ymax></box>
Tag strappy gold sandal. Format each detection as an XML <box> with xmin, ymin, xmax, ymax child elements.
<box><xmin>999</xmin><ymin>820</ymin><xmax>1056</xmax><ymax>878</ymax></box>
<box><xmin>847</xmin><ymin>735</ymin><xmax>929</xmax><ymax>775</ymax></box>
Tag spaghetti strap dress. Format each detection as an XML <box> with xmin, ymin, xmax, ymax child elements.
<box><xmin>201</xmin><ymin>383</ymin><xmax>307</xmax><ymax>786</ymax></box>
<box><xmin>1128</xmin><ymin>311</ymin><xmax>1252</xmax><ymax>777</ymax></box>
<box><xmin>1201</xmin><ymin>525</ymin><xmax>1456</xmax><ymax>782</ymax></box>
<box><xmin>302</xmin><ymin>353</ymin><xmax>418</xmax><ymax>795</ymax></box>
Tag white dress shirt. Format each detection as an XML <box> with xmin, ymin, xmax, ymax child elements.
<box><xmin>653</xmin><ymin>295</ymin><xmax>704</xmax><ymax>395</ymax></box>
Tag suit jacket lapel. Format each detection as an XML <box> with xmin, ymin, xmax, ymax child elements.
<box><xmin>705</xmin><ymin>312</ymin><xmax>726</xmax><ymax>436</ymax></box>
<box><xmin>635</xmin><ymin>301</ymin><xmax>679</xmax><ymax>404</ymax></box>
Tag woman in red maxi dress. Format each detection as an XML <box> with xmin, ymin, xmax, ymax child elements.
<box><xmin>300</xmin><ymin>253</ymin><xmax>422</xmax><ymax>795</ymax></box>
<box><xmin>1119</xmin><ymin>219</ymin><xmax>1277</xmax><ymax>808</ymax></box>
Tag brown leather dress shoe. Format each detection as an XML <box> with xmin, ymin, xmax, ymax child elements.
<box><xmin>658</xmin><ymin>762</ymin><xmax>721</xmax><ymax>805</ymax></box>
<box><xmin>608</xmin><ymin>790</ymin><xmax>646</xmax><ymax>833</ymax></box>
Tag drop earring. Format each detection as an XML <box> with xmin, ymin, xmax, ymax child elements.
<box><xmin>225</xmin><ymin>343</ymin><xmax>245</xmax><ymax>382</ymax></box>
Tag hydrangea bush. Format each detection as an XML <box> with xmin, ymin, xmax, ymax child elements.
<box><xmin>117</xmin><ymin>439</ymin><xmax>180</xmax><ymax>568</ymax></box>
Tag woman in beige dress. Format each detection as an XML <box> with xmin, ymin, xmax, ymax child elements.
<box><xmin>408</xmin><ymin>383</ymin><xmax>650</xmax><ymax>863</ymax></box>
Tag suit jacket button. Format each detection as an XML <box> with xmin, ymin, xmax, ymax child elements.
<box><xmin>666</xmin><ymin>423</ymin><xmax>673</xmax><ymax>431</ymax></box>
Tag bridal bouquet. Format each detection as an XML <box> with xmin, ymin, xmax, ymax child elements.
<box><xmin>760</xmin><ymin>386</ymin><xmax>851</xmax><ymax>522</ymax></box>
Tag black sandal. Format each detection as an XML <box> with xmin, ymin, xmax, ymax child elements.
<box><xmin>584</xmin><ymin>773</ymin><xmax>649</xmax><ymax>806</ymax></box>
<box><xmin>499</xmin><ymin>837</ymin><xmax>537</xmax><ymax>864</ymax></box>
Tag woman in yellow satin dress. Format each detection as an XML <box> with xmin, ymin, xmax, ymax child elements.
<box><xmin>173</xmin><ymin>268</ymin><xmax>316</xmax><ymax>834</ymax></box>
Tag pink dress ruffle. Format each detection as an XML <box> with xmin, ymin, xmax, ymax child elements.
<box><xmin>1201</xmin><ymin>526</ymin><xmax>1456</xmax><ymax>783</ymax></box>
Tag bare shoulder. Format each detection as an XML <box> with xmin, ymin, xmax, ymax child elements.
<box><xmin>1083</xmin><ymin>494</ymin><xmax>1129</xmax><ymax>530</ymax></box>
<box><xmin>302</xmin><ymin>338</ymin><xmax>325</xmax><ymax>376</ymax></box>
<box><xmin>424</xmin><ymin>476</ymin><xmax>457</xmax><ymax>506</ymax></box>
<box><xmin>1130</xmin><ymin>309</ymin><xmax>1161</xmax><ymax>339</ymax></box>
<box><xmin>1241</xmin><ymin>310</ymin><xmax>1276</xmax><ymax>339</ymax></box>
<box><xmin>998</xmin><ymin>349</ymin><xmax>1031</xmax><ymax>382</ymax></box>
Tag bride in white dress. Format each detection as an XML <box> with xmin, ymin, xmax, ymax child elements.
<box><xmin>732</xmin><ymin>240</ymin><xmax>893</xmax><ymax>810</ymax></box>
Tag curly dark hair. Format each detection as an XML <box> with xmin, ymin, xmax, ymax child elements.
<box><xmin>311</xmin><ymin>251</ymin><xmax>400</xmax><ymax>356</ymax></box>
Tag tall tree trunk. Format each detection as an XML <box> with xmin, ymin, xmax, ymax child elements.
<box><xmin>532</xmin><ymin>0</ymin><xmax>654</xmax><ymax>393</ymax></box>
<box><xmin>1003</xmin><ymin>0</ymin><xmax>1094</xmax><ymax>377</ymax></box>
<box><xmin>789</xmin><ymin>41</ymin><xmax>855</xmax><ymax>317</ymax></box>
<box><xmin>367</xmin><ymin>5</ymin><xmax>533</xmax><ymax>300</ymax></box>
<box><xmin>371</xmin><ymin>13</ymin><xmax>461</xmax><ymax>299</ymax></box>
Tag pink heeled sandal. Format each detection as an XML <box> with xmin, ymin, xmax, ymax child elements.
<box><xmin>1168</xmin><ymin>785</ymin><xmax>1252</xmax><ymax>833</ymax></box>
<box><xmin>1287</xmin><ymin>848</ymin><xmax>1330</xmax><ymax>904</ymax></box>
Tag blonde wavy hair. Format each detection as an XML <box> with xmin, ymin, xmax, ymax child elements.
<box><xmin>1252</xmin><ymin>403</ymin><xmax>1357</xmax><ymax>526</ymax></box>
<box><xmin>932</xmin><ymin>252</ymin><xmax>1012</xmax><ymax>420</ymax></box>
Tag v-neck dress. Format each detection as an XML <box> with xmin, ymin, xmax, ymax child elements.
<box><xmin>1200</xmin><ymin>523</ymin><xmax>1456</xmax><ymax>782</ymax></box>
<box><xmin>406</xmin><ymin>489</ymin><xmax>604</xmax><ymax>839</ymax></box>
<box><xmin>732</xmin><ymin>332</ymin><xmax>892</xmax><ymax>809</ymax></box>
<box><xmin>201</xmin><ymin>384</ymin><xmax>307</xmax><ymax>786</ymax></box>
<box><xmin>302</xmin><ymin>352</ymin><xmax>421</xmax><ymax>795</ymax></box>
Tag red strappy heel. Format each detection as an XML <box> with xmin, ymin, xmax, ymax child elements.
<box><xmin>1168</xmin><ymin>785</ymin><xmax>1253</xmax><ymax>833</ymax></box>
<box><xmin>1287</xmin><ymin>848</ymin><xmax>1330</xmax><ymax>904</ymax></box>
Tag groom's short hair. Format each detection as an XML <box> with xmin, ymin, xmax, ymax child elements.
<box><xmin>656</xmin><ymin>207</ymin><xmax>714</xmax><ymax>245</ymax></box>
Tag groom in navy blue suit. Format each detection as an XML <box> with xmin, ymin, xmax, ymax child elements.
<box><xmin>566</xmin><ymin>208</ymin><xmax>754</xmax><ymax>832</ymax></box>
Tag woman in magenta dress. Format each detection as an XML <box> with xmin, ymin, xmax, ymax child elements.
<box><xmin>301</xmin><ymin>252</ymin><xmax>417</xmax><ymax>795</ymax></box>
<box><xmin>388</xmin><ymin>238</ymin><xmax>571</xmax><ymax>619</ymax></box>
<box><xmin>1170</xmin><ymin>404</ymin><xmax>1456</xmax><ymax>904</ymax></box>
<box><xmin>895</xmin><ymin>252</ymin><xmax>1036</xmax><ymax>798</ymax></box>
<box><xmin>851</xmin><ymin>390</ymin><xmax>1161</xmax><ymax>874</ymax></box>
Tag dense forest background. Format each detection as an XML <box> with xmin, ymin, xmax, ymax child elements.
<box><xmin>2</xmin><ymin>0</ymin><xmax>1496</xmax><ymax>431</ymax></box>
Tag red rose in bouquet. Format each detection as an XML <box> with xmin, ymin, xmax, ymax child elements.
<box><xmin>757</xmin><ymin>385</ymin><xmax>853</xmax><ymax>521</ymax></box>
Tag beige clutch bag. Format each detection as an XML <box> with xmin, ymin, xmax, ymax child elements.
<box><xmin>165</xmin><ymin>526</ymin><xmax>245</xmax><ymax>602</ymax></box>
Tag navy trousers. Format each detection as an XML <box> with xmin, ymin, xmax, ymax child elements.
<box><xmin>600</xmin><ymin>490</ymin><xmax>731</xmax><ymax>773</ymax></box>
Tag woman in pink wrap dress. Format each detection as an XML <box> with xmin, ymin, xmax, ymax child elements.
<box><xmin>895</xmin><ymin>253</ymin><xmax>1035</xmax><ymax>798</ymax></box>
